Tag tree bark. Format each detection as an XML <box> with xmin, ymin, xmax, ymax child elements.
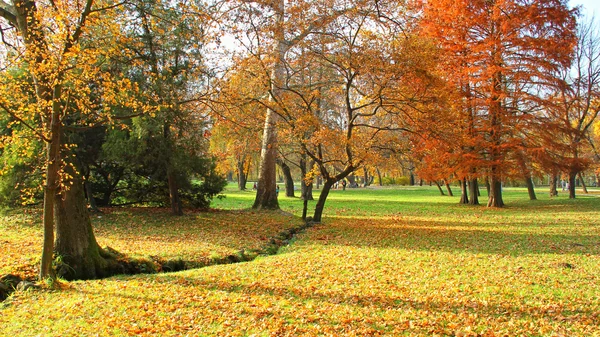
<box><xmin>487</xmin><ymin>176</ymin><xmax>504</xmax><ymax>207</ymax></box>
<box><xmin>549</xmin><ymin>174</ymin><xmax>559</xmax><ymax>197</ymax></box>
<box><xmin>409</xmin><ymin>171</ymin><xmax>415</xmax><ymax>186</ymax></box>
<box><xmin>277</xmin><ymin>159</ymin><xmax>295</xmax><ymax>197</ymax></box>
<box><xmin>312</xmin><ymin>180</ymin><xmax>334</xmax><ymax>223</ymax></box>
<box><xmin>252</xmin><ymin>0</ymin><xmax>285</xmax><ymax>210</ymax></box>
<box><xmin>568</xmin><ymin>171</ymin><xmax>577</xmax><ymax>199</ymax></box>
<box><xmin>468</xmin><ymin>178</ymin><xmax>479</xmax><ymax>205</ymax></box>
<box><xmin>444</xmin><ymin>179</ymin><xmax>454</xmax><ymax>196</ymax></box>
<box><xmin>459</xmin><ymin>179</ymin><xmax>469</xmax><ymax>204</ymax></box>
<box><xmin>300</xmin><ymin>156</ymin><xmax>313</xmax><ymax>200</ymax></box>
<box><xmin>578</xmin><ymin>172</ymin><xmax>588</xmax><ymax>194</ymax></box>
<box><xmin>54</xmin><ymin>164</ymin><xmax>121</xmax><ymax>280</ymax></box>
<box><xmin>435</xmin><ymin>181</ymin><xmax>445</xmax><ymax>196</ymax></box>
<box><xmin>376</xmin><ymin>167</ymin><xmax>383</xmax><ymax>186</ymax></box>
<box><xmin>167</xmin><ymin>167</ymin><xmax>182</xmax><ymax>215</ymax></box>
<box><xmin>525</xmin><ymin>176</ymin><xmax>537</xmax><ymax>200</ymax></box>
<box><xmin>237</xmin><ymin>159</ymin><xmax>247</xmax><ymax>190</ymax></box>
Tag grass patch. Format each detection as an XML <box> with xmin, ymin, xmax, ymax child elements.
<box><xmin>1</xmin><ymin>184</ymin><xmax>599</xmax><ymax>335</ymax></box>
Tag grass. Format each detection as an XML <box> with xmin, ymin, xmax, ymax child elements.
<box><xmin>1</xmin><ymin>183</ymin><xmax>599</xmax><ymax>336</ymax></box>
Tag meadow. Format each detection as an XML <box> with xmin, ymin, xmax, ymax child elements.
<box><xmin>1</xmin><ymin>184</ymin><xmax>599</xmax><ymax>336</ymax></box>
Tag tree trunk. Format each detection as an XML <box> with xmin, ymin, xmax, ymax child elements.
<box><xmin>167</xmin><ymin>167</ymin><xmax>182</xmax><ymax>215</ymax></box>
<box><xmin>253</xmin><ymin>0</ymin><xmax>285</xmax><ymax>211</ymax></box>
<box><xmin>468</xmin><ymin>178</ymin><xmax>479</xmax><ymax>205</ymax></box>
<box><xmin>568</xmin><ymin>171</ymin><xmax>576</xmax><ymax>199</ymax></box>
<box><xmin>578</xmin><ymin>172</ymin><xmax>588</xmax><ymax>194</ymax></box>
<box><xmin>409</xmin><ymin>171</ymin><xmax>415</xmax><ymax>186</ymax></box>
<box><xmin>459</xmin><ymin>179</ymin><xmax>469</xmax><ymax>204</ymax></box>
<box><xmin>84</xmin><ymin>178</ymin><xmax>101</xmax><ymax>213</ymax></box>
<box><xmin>525</xmin><ymin>176</ymin><xmax>537</xmax><ymax>200</ymax></box>
<box><xmin>237</xmin><ymin>159</ymin><xmax>247</xmax><ymax>190</ymax></box>
<box><xmin>376</xmin><ymin>167</ymin><xmax>383</xmax><ymax>186</ymax></box>
<box><xmin>435</xmin><ymin>181</ymin><xmax>445</xmax><ymax>196</ymax></box>
<box><xmin>549</xmin><ymin>174</ymin><xmax>559</xmax><ymax>197</ymax></box>
<box><xmin>363</xmin><ymin>167</ymin><xmax>369</xmax><ymax>187</ymax></box>
<box><xmin>487</xmin><ymin>177</ymin><xmax>504</xmax><ymax>207</ymax></box>
<box><xmin>312</xmin><ymin>180</ymin><xmax>334</xmax><ymax>223</ymax></box>
<box><xmin>347</xmin><ymin>174</ymin><xmax>356</xmax><ymax>187</ymax></box>
<box><xmin>485</xmin><ymin>177</ymin><xmax>491</xmax><ymax>196</ymax></box>
<box><xmin>300</xmin><ymin>156</ymin><xmax>313</xmax><ymax>200</ymax></box>
<box><xmin>277</xmin><ymin>159</ymin><xmax>295</xmax><ymax>197</ymax></box>
<box><xmin>54</xmin><ymin>165</ymin><xmax>122</xmax><ymax>280</ymax></box>
<box><xmin>444</xmin><ymin>179</ymin><xmax>454</xmax><ymax>196</ymax></box>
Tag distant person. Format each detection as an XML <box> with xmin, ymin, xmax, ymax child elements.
<box><xmin>253</xmin><ymin>182</ymin><xmax>257</xmax><ymax>190</ymax></box>
<box><xmin>276</xmin><ymin>185</ymin><xmax>279</xmax><ymax>197</ymax></box>
<box><xmin>342</xmin><ymin>179</ymin><xmax>347</xmax><ymax>191</ymax></box>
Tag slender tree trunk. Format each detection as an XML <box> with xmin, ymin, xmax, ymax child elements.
<box><xmin>300</xmin><ymin>156</ymin><xmax>313</xmax><ymax>200</ymax></box>
<box><xmin>167</xmin><ymin>167</ymin><xmax>182</xmax><ymax>215</ymax></box>
<box><xmin>409</xmin><ymin>171</ymin><xmax>415</xmax><ymax>186</ymax></box>
<box><xmin>40</xmin><ymin>121</ymin><xmax>61</xmax><ymax>280</ymax></box>
<box><xmin>468</xmin><ymin>178</ymin><xmax>479</xmax><ymax>205</ymax></box>
<box><xmin>459</xmin><ymin>179</ymin><xmax>469</xmax><ymax>204</ymax></box>
<box><xmin>435</xmin><ymin>181</ymin><xmax>445</xmax><ymax>196</ymax></box>
<box><xmin>578</xmin><ymin>172</ymin><xmax>588</xmax><ymax>194</ymax></box>
<box><xmin>549</xmin><ymin>174</ymin><xmax>559</xmax><ymax>197</ymax></box>
<box><xmin>277</xmin><ymin>159</ymin><xmax>295</xmax><ymax>197</ymax></box>
<box><xmin>312</xmin><ymin>180</ymin><xmax>334</xmax><ymax>223</ymax></box>
<box><xmin>376</xmin><ymin>167</ymin><xmax>383</xmax><ymax>186</ymax></box>
<box><xmin>84</xmin><ymin>178</ymin><xmax>100</xmax><ymax>213</ymax></box>
<box><xmin>164</xmin><ymin>124</ymin><xmax>182</xmax><ymax>216</ymax></box>
<box><xmin>363</xmin><ymin>167</ymin><xmax>369</xmax><ymax>187</ymax></box>
<box><xmin>237</xmin><ymin>159</ymin><xmax>247</xmax><ymax>191</ymax></box>
<box><xmin>444</xmin><ymin>179</ymin><xmax>454</xmax><ymax>196</ymax></box>
<box><xmin>525</xmin><ymin>176</ymin><xmax>537</xmax><ymax>200</ymax></box>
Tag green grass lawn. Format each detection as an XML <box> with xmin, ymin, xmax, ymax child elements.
<box><xmin>1</xmin><ymin>184</ymin><xmax>599</xmax><ymax>336</ymax></box>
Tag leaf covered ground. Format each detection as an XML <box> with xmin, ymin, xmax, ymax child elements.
<box><xmin>1</xmin><ymin>185</ymin><xmax>599</xmax><ymax>336</ymax></box>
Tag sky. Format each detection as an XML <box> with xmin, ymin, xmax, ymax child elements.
<box><xmin>571</xmin><ymin>0</ymin><xmax>599</xmax><ymax>16</ymax></box>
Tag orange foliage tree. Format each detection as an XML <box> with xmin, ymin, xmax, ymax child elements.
<box><xmin>421</xmin><ymin>0</ymin><xmax>577</xmax><ymax>207</ymax></box>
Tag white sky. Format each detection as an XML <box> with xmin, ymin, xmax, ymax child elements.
<box><xmin>571</xmin><ymin>0</ymin><xmax>599</xmax><ymax>16</ymax></box>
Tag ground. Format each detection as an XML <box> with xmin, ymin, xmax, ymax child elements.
<box><xmin>1</xmin><ymin>184</ymin><xmax>599</xmax><ymax>336</ymax></box>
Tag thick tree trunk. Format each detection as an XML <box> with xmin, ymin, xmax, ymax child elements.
<box><xmin>459</xmin><ymin>179</ymin><xmax>469</xmax><ymax>204</ymax></box>
<box><xmin>277</xmin><ymin>159</ymin><xmax>295</xmax><ymax>197</ymax></box>
<box><xmin>444</xmin><ymin>179</ymin><xmax>454</xmax><ymax>196</ymax></box>
<box><xmin>54</xmin><ymin>166</ymin><xmax>121</xmax><ymax>280</ymax></box>
<box><xmin>487</xmin><ymin>177</ymin><xmax>504</xmax><ymax>207</ymax></box>
<box><xmin>237</xmin><ymin>159</ymin><xmax>247</xmax><ymax>191</ymax></box>
<box><xmin>468</xmin><ymin>178</ymin><xmax>479</xmax><ymax>205</ymax></box>
<box><xmin>312</xmin><ymin>180</ymin><xmax>334</xmax><ymax>223</ymax></box>
<box><xmin>167</xmin><ymin>168</ymin><xmax>182</xmax><ymax>215</ymax></box>
<box><xmin>253</xmin><ymin>0</ymin><xmax>285</xmax><ymax>211</ymax></box>
<box><xmin>347</xmin><ymin>175</ymin><xmax>356</xmax><ymax>187</ymax></box>
<box><xmin>363</xmin><ymin>167</ymin><xmax>369</xmax><ymax>187</ymax></box>
<box><xmin>409</xmin><ymin>171</ymin><xmax>415</xmax><ymax>186</ymax></box>
<box><xmin>568</xmin><ymin>171</ymin><xmax>576</xmax><ymax>199</ymax></box>
<box><xmin>435</xmin><ymin>181</ymin><xmax>445</xmax><ymax>196</ymax></box>
<box><xmin>549</xmin><ymin>174</ymin><xmax>559</xmax><ymax>197</ymax></box>
<box><xmin>525</xmin><ymin>176</ymin><xmax>537</xmax><ymax>200</ymax></box>
<box><xmin>578</xmin><ymin>172</ymin><xmax>588</xmax><ymax>194</ymax></box>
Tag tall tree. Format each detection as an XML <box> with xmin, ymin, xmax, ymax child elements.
<box><xmin>0</xmin><ymin>0</ymin><xmax>142</xmax><ymax>279</ymax></box>
<box><xmin>422</xmin><ymin>0</ymin><xmax>577</xmax><ymax>207</ymax></box>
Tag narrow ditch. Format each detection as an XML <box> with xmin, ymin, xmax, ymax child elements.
<box><xmin>0</xmin><ymin>218</ymin><xmax>317</xmax><ymax>303</ymax></box>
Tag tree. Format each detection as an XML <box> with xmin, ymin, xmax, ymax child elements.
<box><xmin>546</xmin><ymin>16</ymin><xmax>600</xmax><ymax>199</ymax></box>
<box><xmin>0</xmin><ymin>0</ymin><xmax>144</xmax><ymax>280</ymax></box>
<box><xmin>422</xmin><ymin>0</ymin><xmax>577</xmax><ymax>207</ymax></box>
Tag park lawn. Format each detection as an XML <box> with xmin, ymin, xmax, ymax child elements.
<box><xmin>1</xmin><ymin>185</ymin><xmax>600</xmax><ymax>336</ymax></box>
